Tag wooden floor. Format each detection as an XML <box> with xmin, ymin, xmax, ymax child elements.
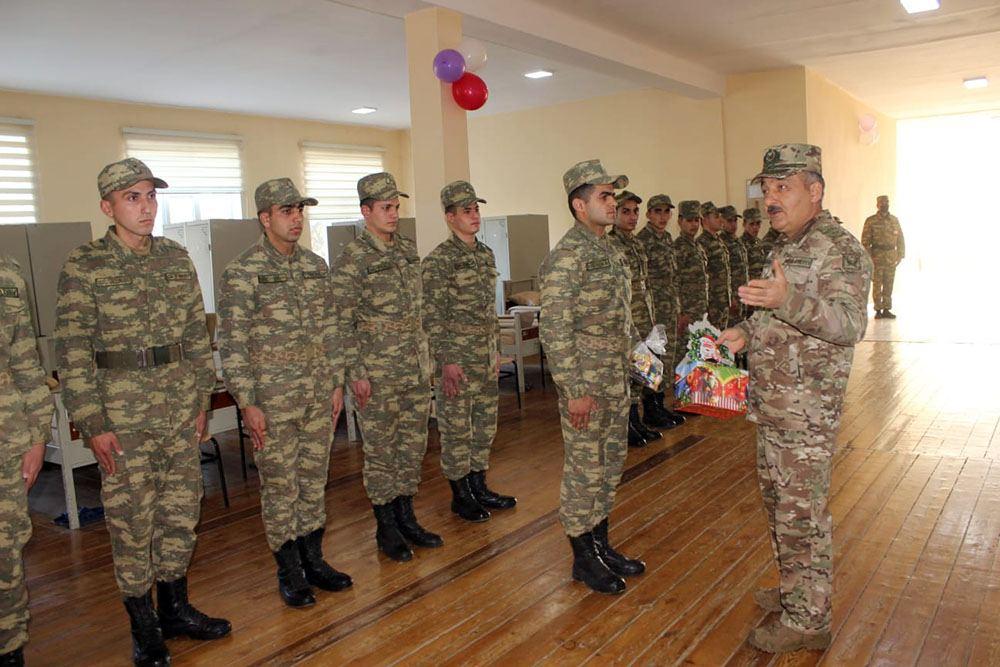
<box><xmin>22</xmin><ymin>316</ymin><xmax>1000</xmax><ymax>666</ymax></box>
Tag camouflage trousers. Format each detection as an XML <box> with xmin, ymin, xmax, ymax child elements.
<box><xmin>101</xmin><ymin>423</ymin><xmax>202</xmax><ymax>597</ymax></box>
<box><xmin>254</xmin><ymin>401</ymin><xmax>333</xmax><ymax>551</ymax></box>
<box><xmin>707</xmin><ymin>303</ymin><xmax>729</xmax><ymax>332</ymax></box>
<box><xmin>872</xmin><ymin>263</ymin><xmax>896</xmax><ymax>311</ymax></box>
<box><xmin>0</xmin><ymin>452</ymin><xmax>31</xmax><ymax>654</ymax></box>
<box><xmin>437</xmin><ymin>375</ymin><xmax>498</xmax><ymax>481</ymax></box>
<box><xmin>557</xmin><ymin>392</ymin><xmax>630</xmax><ymax>537</ymax></box>
<box><xmin>756</xmin><ymin>423</ymin><xmax>833</xmax><ymax>633</ymax></box>
<box><xmin>357</xmin><ymin>382</ymin><xmax>431</xmax><ymax>506</ymax></box>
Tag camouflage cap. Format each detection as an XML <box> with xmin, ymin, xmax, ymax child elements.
<box><xmin>440</xmin><ymin>180</ymin><xmax>486</xmax><ymax>209</ymax></box>
<box><xmin>562</xmin><ymin>159</ymin><xmax>628</xmax><ymax>195</ymax></box>
<box><xmin>357</xmin><ymin>172</ymin><xmax>409</xmax><ymax>202</ymax></box>
<box><xmin>700</xmin><ymin>201</ymin><xmax>718</xmax><ymax>217</ymax></box>
<box><xmin>647</xmin><ymin>194</ymin><xmax>674</xmax><ymax>210</ymax></box>
<box><xmin>742</xmin><ymin>208</ymin><xmax>762</xmax><ymax>223</ymax></box>
<box><xmin>615</xmin><ymin>190</ymin><xmax>642</xmax><ymax>206</ymax></box>
<box><xmin>254</xmin><ymin>177</ymin><xmax>318</xmax><ymax>213</ymax></box>
<box><xmin>752</xmin><ymin>143</ymin><xmax>822</xmax><ymax>182</ymax></box>
<box><xmin>97</xmin><ymin>158</ymin><xmax>167</xmax><ymax>198</ymax></box>
<box><xmin>678</xmin><ymin>200</ymin><xmax>701</xmax><ymax>219</ymax></box>
<box><xmin>718</xmin><ymin>205</ymin><xmax>741</xmax><ymax>220</ymax></box>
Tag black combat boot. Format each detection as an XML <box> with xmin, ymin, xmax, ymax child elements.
<box><xmin>628</xmin><ymin>404</ymin><xmax>655</xmax><ymax>446</ymax></box>
<box><xmin>297</xmin><ymin>528</ymin><xmax>353</xmax><ymax>591</ymax></box>
<box><xmin>0</xmin><ymin>648</ymin><xmax>24</xmax><ymax>667</ymax></box>
<box><xmin>592</xmin><ymin>518</ymin><xmax>646</xmax><ymax>577</ymax></box>
<box><xmin>468</xmin><ymin>470</ymin><xmax>517</xmax><ymax>509</ymax></box>
<box><xmin>628</xmin><ymin>411</ymin><xmax>649</xmax><ymax>448</ymax></box>
<box><xmin>874</xmin><ymin>310</ymin><xmax>884</xmax><ymax>319</ymax></box>
<box><xmin>449</xmin><ymin>476</ymin><xmax>490</xmax><ymax>522</ymax></box>
<box><xmin>271</xmin><ymin>540</ymin><xmax>316</xmax><ymax>608</ymax></box>
<box><xmin>883</xmin><ymin>310</ymin><xmax>896</xmax><ymax>319</ymax></box>
<box><xmin>123</xmin><ymin>591</ymin><xmax>170</xmax><ymax>667</ymax></box>
<box><xmin>393</xmin><ymin>496</ymin><xmax>444</xmax><ymax>548</ymax></box>
<box><xmin>633</xmin><ymin>403</ymin><xmax>662</xmax><ymax>442</ymax></box>
<box><xmin>648</xmin><ymin>391</ymin><xmax>685</xmax><ymax>428</ymax></box>
<box><xmin>640</xmin><ymin>393</ymin><xmax>673</xmax><ymax>430</ymax></box>
<box><xmin>156</xmin><ymin>576</ymin><xmax>231</xmax><ymax>640</ymax></box>
<box><xmin>568</xmin><ymin>532</ymin><xmax>626</xmax><ymax>594</ymax></box>
<box><xmin>373</xmin><ymin>502</ymin><xmax>413</xmax><ymax>562</ymax></box>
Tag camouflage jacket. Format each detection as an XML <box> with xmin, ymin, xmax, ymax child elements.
<box><xmin>217</xmin><ymin>235</ymin><xmax>338</xmax><ymax>419</ymax></box>
<box><xmin>697</xmin><ymin>231</ymin><xmax>732</xmax><ymax>309</ymax></box>
<box><xmin>760</xmin><ymin>227</ymin><xmax>781</xmax><ymax>261</ymax></box>
<box><xmin>737</xmin><ymin>210</ymin><xmax>872</xmax><ymax>431</ymax></box>
<box><xmin>861</xmin><ymin>213</ymin><xmax>904</xmax><ymax>263</ymax></box>
<box><xmin>330</xmin><ymin>228</ymin><xmax>430</xmax><ymax>389</ymax></box>
<box><xmin>674</xmin><ymin>233</ymin><xmax>709</xmax><ymax>319</ymax></box>
<box><xmin>608</xmin><ymin>227</ymin><xmax>654</xmax><ymax>335</ymax></box>
<box><xmin>721</xmin><ymin>230</ymin><xmax>749</xmax><ymax>296</ymax></box>
<box><xmin>421</xmin><ymin>233</ymin><xmax>500</xmax><ymax>382</ymax></box>
<box><xmin>54</xmin><ymin>228</ymin><xmax>215</xmax><ymax>438</ymax></box>
<box><xmin>636</xmin><ymin>225</ymin><xmax>680</xmax><ymax>327</ymax></box>
<box><xmin>1</xmin><ymin>255</ymin><xmax>53</xmax><ymax>454</ymax></box>
<box><xmin>742</xmin><ymin>232</ymin><xmax>768</xmax><ymax>280</ymax></box>
<box><xmin>540</xmin><ymin>222</ymin><xmax>637</xmax><ymax>400</ymax></box>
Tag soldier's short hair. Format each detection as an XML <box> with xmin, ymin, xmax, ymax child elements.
<box><xmin>568</xmin><ymin>184</ymin><xmax>595</xmax><ymax>221</ymax></box>
<box><xmin>802</xmin><ymin>170</ymin><xmax>826</xmax><ymax>193</ymax></box>
<box><xmin>444</xmin><ymin>204</ymin><xmax>458</xmax><ymax>215</ymax></box>
<box><xmin>360</xmin><ymin>197</ymin><xmax>376</xmax><ymax>210</ymax></box>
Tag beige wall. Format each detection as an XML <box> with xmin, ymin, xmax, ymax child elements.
<box><xmin>0</xmin><ymin>88</ymin><xmax>412</xmax><ymax>247</ymax></box>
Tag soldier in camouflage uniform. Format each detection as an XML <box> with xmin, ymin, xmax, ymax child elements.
<box><xmin>55</xmin><ymin>159</ymin><xmax>230</xmax><ymax>666</ymax></box>
<box><xmin>0</xmin><ymin>255</ymin><xmax>53</xmax><ymax>666</ymax></box>
<box><xmin>719</xmin><ymin>144</ymin><xmax>871</xmax><ymax>653</ymax></box>
<box><xmin>861</xmin><ymin>195</ymin><xmax>904</xmax><ymax>319</ymax></box>
<box><xmin>218</xmin><ymin>178</ymin><xmax>352</xmax><ymax>609</ymax></box>
<box><xmin>741</xmin><ymin>208</ymin><xmax>768</xmax><ymax>280</ymax></box>
<box><xmin>636</xmin><ymin>194</ymin><xmax>686</xmax><ymax>428</ymax></box>
<box><xmin>421</xmin><ymin>181</ymin><xmax>516</xmax><ymax>524</ymax></box>
<box><xmin>673</xmin><ymin>201</ymin><xmax>709</xmax><ymax>370</ymax></box>
<box><xmin>330</xmin><ymin>172</ymin><xmax>441</xmax><ymax>563</ymax></box>
<box><xmin>696</xmin><ymin>201</ymin><xmax>732</xmax><ymax>330</ymax></box>
<box><xmin>540</xmin><ymin>159</ymin><xmax>645</xmax><ymax>595</ymax></box>
<box><xmin>719</xmin><ymin>205</ymin><xmax>749</xmax><ymax>327</ymax></box>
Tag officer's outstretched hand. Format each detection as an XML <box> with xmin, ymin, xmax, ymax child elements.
<box><xmin>738</xmin><ymin>259</ymin><xmax>788</xmax><ymax>309</ymax></box>
<box><xmin>90</xmin><ymin>431</ymin><xmax>124</xmax><ymax>475</ymax></box>
<box><xmin>352</xmin><ymin>379</ymin><xmax>372</xmax><ymax>411</ymax></box>
<box><xmin>243</xmin><ymin>405</ymin><xmax>267</xmax><ymax>451</ymax></box>
<box><xmin>441</xmin><ymin>364</ymin><xmax>467</xmax><ymax>399</ymax></box>
<box><xmin>331</xmin><ymin>386</ymin><xmax>344</xmax><ymax>430</ymax></box>
<box><xmin>568</xmin><ymin>396</ymin><xmax>597</xmax><ymax>431</ymax></box>
<box><xmin>717</xmin><ymin>327</ymin><xmax>747</xmax><ymax>354</ymax></box>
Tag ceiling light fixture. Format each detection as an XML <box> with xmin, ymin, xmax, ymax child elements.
<box><xmin>524</xmin><ymin>70</ymin><xmax>554</xmax><ymax>79</ymax></box>
<box><xmin>352</xmin><ymin>106</ymin><xmax>377</xmax><ymax>115</ymax></box>
<box><xmin>900</xmin><ymin>0</ymin><xmax>940</xmax><ymax>13</ymax></box>
<box><xmin>964</xmin><ymin>77</ymin><xmax>989</xmax><ymax>90</ymax></box>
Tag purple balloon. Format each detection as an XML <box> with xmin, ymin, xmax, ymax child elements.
<box><xmin>433</xmin><ymin>49</ymin><xmax>466</xmax><ymax>83</ymax></box>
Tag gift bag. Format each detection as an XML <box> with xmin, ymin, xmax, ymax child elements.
<box><xmin>629</xmin><ymin>324</ymin><xmax>669</xmax><ymax>390</ymax></box>
<box><xmin>674</xmin><ymin>316</ymin><xmax>748</xmax><ymax>418</ymax></box>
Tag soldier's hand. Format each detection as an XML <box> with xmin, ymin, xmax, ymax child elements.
<box><xmin>331</xmin><ymin>387</ymin><xmax>344</xmax><ymax>429</ymax></box>
<box><xmin>90</xmin><ymin>432</ymin><xmax>124</xmax><ymax>475</ymax></box>
<box><xmin>738</xmin><ymin>259</ymin><xmax>788</xmax><ymax>309</ymax></box>
<box><xmin>717</xmin><ymin>327</ymin><xmax>747</xmax><ymax>354</ymax></box>
<box><xmin>243</xmin><ymin>405</ymin><xmax>267</xmax><ymax>451</ymax></box>
<box><xmin>352</xmin><ymin>379</ymin><xmax>372</xmax><ymax>411</ymax></box>
<box><xmin>567</xmin><ymin>396</ymin><xmax>597</xmax><ymax>430</ymax></box>
<box><xmin>496</xmin><ymin>353</ymin><xmax>501</xmax><ymax>379</ymax></box>
<box><xmin>195</xmin><ymin>410</ymin><xmax>209</xmax><ymax>443</ymax></box>
<box><xmin>22</xmin><ymin>442</ymin><xmax>45</xmax><ymax>491</ymax></box>
<box><xmin>441</xmin><ymin>364</ymin><xmax>467</xmax><ymax>399</ymax></box>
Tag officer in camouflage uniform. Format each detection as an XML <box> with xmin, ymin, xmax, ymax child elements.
<box><xmin>760</xmin><ymin>224</ymin><xmax>781</xmax><ymax>261</ymax></box>
<box><xmin>421</xmin><ymin>180</ymin><xmax>516</xmax><ymax>524</ymax></box>
<box><xmin>719</xmin><ymin>144</ymin><xmax>871</xmax><ymax>653</ymax></box>
<box><xmin>741</xmin><ymin>208</ymin><xmax>768</xmax><ymax>280</ymax></box>
<box><xmin>330</xmin><ymin>172</ymin><xmax>441</xmax><ymax>563</ymax></box>
<box><xmin>540</xmin><ymin>159</ymin><xmax>645</xmax><ymax>596</ymax></box>
<box><xmin>673</xmin><ymin>201</ymin><xmax>709</xmax><ymax>370</ymax></box>
<box><xmin>696</xmin><ymin>201</ymin><xmax>732</xmax><ymax>330</ymax></box>
<box><xmin>0</xmin><ymin>256</ymin><xmax>53</xmax><ymax>667</ymax></box>
<box><xmin>636</xmin><ymin>194</ymin><xmax>686</xmax><ymax>429</ymax></box>
<box><xmin>719</xmin><ymin>205</ymin><xmax>749</xmax><ymax>327</ymax></box>
<box><xmin>55</xmin><ymin>158</ymin><xmax>230</xmax><ymax>666</ymax></box>
<box><xmin>218</xmin><ymin>178</ymin><xmax>352</xmax><ymax>609</ymax></box>
<box><xmin>861</xmin><ymin>195</ymin><xmax>904</xmax><ymax>319</ymax></box>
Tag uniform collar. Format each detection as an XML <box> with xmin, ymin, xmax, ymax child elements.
<box><xmin>783</xmin><ymin>209</ymin><xmax>833</xmax><ymax>244</ymax></box>
<box><xmin>260</xmin><ymin>233</ymin><xmax>299</xmax><ymax>262</ymax></box>
<box><xmin>571</xmin><ymin>220</ymin><xmax>612</xmax><ymax>250</ymax></box>
<box><xmin>447</xmin><ymin>231</ymin><xmax>480</xmax><ymax>253</ymax></box>
<box><xmin>106</xmin><ymin>226</ymin><xmax>154</xmax><ymax>258</ymax></box>
<box><xmin>360</xmin><ymin>227</ymin><xmax>394</xmax><ymax>253</ymax></box>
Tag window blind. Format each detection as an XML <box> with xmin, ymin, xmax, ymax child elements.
<box><xmin>0</xmin><ymin>120</ymin><xmax>37</xmax><ymax>224</ymax></box>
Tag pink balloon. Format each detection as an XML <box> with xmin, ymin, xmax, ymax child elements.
<box><xmin>858</xmin><ymin>114</ymin><xmax>877</xmax><ymax>133</ymax></box>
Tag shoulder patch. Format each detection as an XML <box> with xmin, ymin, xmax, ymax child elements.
<box><xmin>841</xmin><ymin>250</ymin><xmax>861</xmax><ymax>272</ymax></box>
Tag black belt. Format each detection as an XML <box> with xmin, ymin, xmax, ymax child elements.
<box><xmin>95</xmin><ymin>344</ymin><xmax>185</xmax><ymax>370</ymax></box>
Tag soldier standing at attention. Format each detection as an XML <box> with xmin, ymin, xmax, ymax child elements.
<box><xmin>760</xmin><ymin>223</ymin><xmax>781</xmax><ymax>261</ymax></box>
<box><xmin>719</xmin><ymin>144</ymin><xmax>871</xmax><ymax>653</ymax></box>
<box><xmin>540</xmin><ymin>159</ymin><xmax>645</xmax><ymax>595</ymax></box>
<box><xmin>696</xmin><ymin>201</ymin><xmax>732</xmax><ymax>330</ymax></box>
<box><xmin>861</xmin><ymin>195</ymin><xmax>904</xmax><ymax>319</ymax></box>
<box><xmin>55</xmin><ymin>159</ymin><xmax>230</xmax><ymax>666</ymax></box>
<box><xmin>217</xmin><ymin>178</ymin><xmax>352</xmax><ymax>609</ymax></box>
<box><xmin>421</xmin><ymin>181</ymin><xmax>516</xmax><ymax>524</ymax></box>
<box><xmin>741</xmin><ymin>208</ymin><xmax>768</xmax><ymax>280</ymax></box>
<box><xmin>673</xmin><ymin>201</ymin><xmax>709</xmax><ymax>368</ymax></box>
<box><xmin>636</xmin><ymin>194</ymin><xmax>686</xmax><ymax>428</ymax></box>
<box><xmin>330</xmin><ymin>172</ymin><xmax>442</xmax><ymax>563</ymax></box>
<box><xmin>719</xmin><ymin>205</ymin><xmax>749</xmax><ymax>327</ymax></box>
<box><xmin>0</xmin><ymin>255</ymin><xmax>53</xmax><ymax>667</ymax></box>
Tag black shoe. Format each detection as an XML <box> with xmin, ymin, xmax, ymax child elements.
<box><xmin>468</xmin><ymin>470</ymin><xmax>517</xmax><ymax>509</ymax></box>
<box><xmin>665</xmin><ymin>409</ymin><xmax>686</xmax><ymax>426</ymax></box>
<box><xmin>297</xmin><ymin>528</ymin><xmax>353</xmax><ymax>592</ymax></box>
<box><xmin>874</xmin><ymin>310</ymin><xmax>884</xmax><ymax>319</ymax></box>
<box><xmin>628</xmin><ymin>416</ymin><xmax>649</xmax><ymax>448</ymax></box>
<box><xmin>393</xmin><ymin>496</ymin><xmax>444</xmax><ymax>548</ymax></box>
<box><xmin>883</xmin><ymin>310</ymin><xmax>896</xmax><ymax>319</ymax></box>
<box><xmin>632</xmin><ymin>403</ymin><xmax>662</xmax><ymax>442</ymax></box>
<box><xmin>0</xmin><ymin>648</ymin><xmax>24</xmax><ymax>667</ymax></box>
<box><xmin>123</xmin><ymin>591</ymin><xmax>170</xmax><ymax>666</ymax></box>
<box><xmin>592</xmin><ymin>518</ymin><xmax>645</xmax><ymax>577</ymax></box>
<box><xmin>641</xmin><ymin>393</ymin><xmax>677</xmax><ymax>430</ymax></box>
<box><xmin>373</xmin><ymin>503</ymin><xmax>413</xmax><ymax>562</ymax></box>
<box><xmin>272</xmin><ymin>540</ymin><xmax>316</xmax><ymax>608</ymax></box>
<box><xmin>156</xmin><ymin>577</ymin><xmax>231</xmax><ymax>641</ymax></box>
<box><xmin>449</xmin><ymin>476</ymin><xmax>491</xmax><ymax>522</ymax></box>
<box><xmin>568</xmin><ymin>532</ymin><xmax>626</xmax><ymax>594</ymax></box>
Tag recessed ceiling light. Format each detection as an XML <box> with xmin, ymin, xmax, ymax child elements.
<box><xmin>524</xmin><ymin>70</ymin><xmax>554</xmax><ymax>79</ymax></box>
<box><xmin>964</xmin><ymin>77</ymin><xmax>989</xmax><ymax>90</ymax></box>
<box><xmin>900</xmin><ymin>0</ymin><xmax>940</xmax><ymax>14</ymax></box>
<box><xmin>352</xmin><ymin>106</ymin><xmax>377</xmax><ymax>115</ymax></box>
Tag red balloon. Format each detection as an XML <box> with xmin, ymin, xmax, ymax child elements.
<box><xmin>451</xmin><ymin>72</ymin><xmax>489</xmax><ymax>111</ymax></box>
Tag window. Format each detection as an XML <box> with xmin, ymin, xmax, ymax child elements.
<box><xmin>301</xmin><ymin>142</ymin><xmax>384</xmax><ymax>262</ymax></box>
<box><xmin>0</xmin><ymin>119</ymin><xmax>37</xmax><ymax>225</ymax></box>
<box><xmin>124</xmin><ymin>129</ymin><xmax>244</xmax><ymax>235</ymax></box>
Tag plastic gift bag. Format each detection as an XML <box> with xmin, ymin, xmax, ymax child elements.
<box><xmin>629</xmin><ymin>325</ymin><xmax>670</xmax><ymax>390</ymax></box>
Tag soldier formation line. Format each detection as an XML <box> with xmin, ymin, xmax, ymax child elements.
<box><xmin>0</xmin><ymin>142</ymin><xmax>896</xmax><ymax>665</ymax></box>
